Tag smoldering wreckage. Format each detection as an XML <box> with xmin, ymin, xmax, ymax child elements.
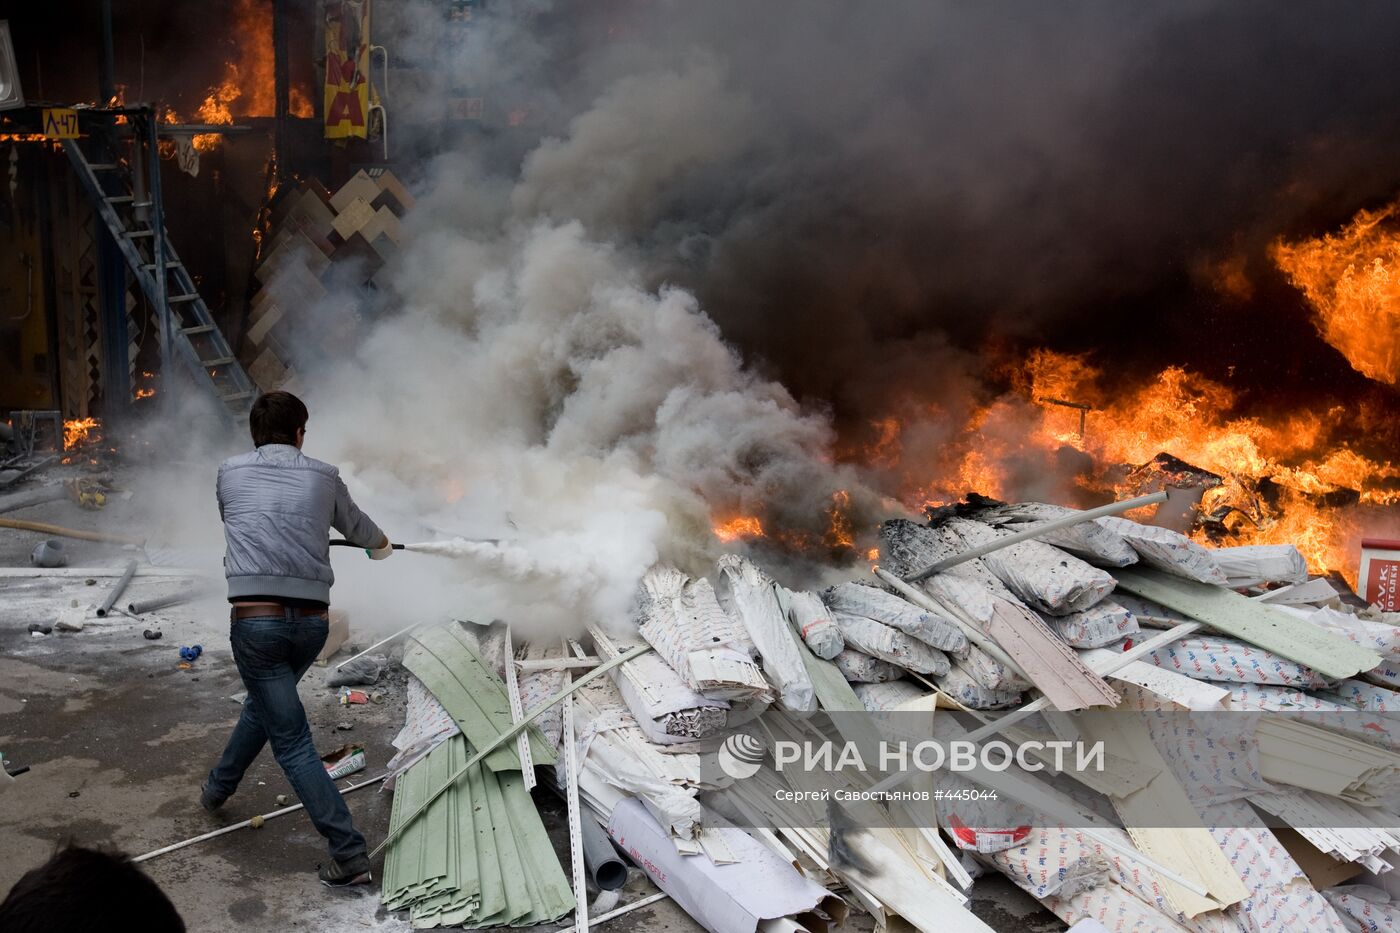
<box><xmin>13</xmin><ymin>420</ymin><xmax>1400</xmax><ymax>933</ymax></box>
<box><xmin>6</xmin><ymin>3</ymin><xmax>1400</xmax><ymax>933</ymax></box>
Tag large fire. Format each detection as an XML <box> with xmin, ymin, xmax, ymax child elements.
<box><xmin>821</xmin><ymin>194</ymin><xmax>1400</xmax><ymax>586</ymax></box>
<box><xmin>1273</xmin><ymin>198</ymin><xmax>1400</xmax><ymax>386</ymax></box>
<box><xmin>175</xmin><ymin>0</ymin><xmax>315</xmax><ymax>152</ymax></box>
<box><xmin>705</xmin><ymin>195</ymin><xmax>1400</xmax><ymax>585</ymax></box>
<box><xmin>869</xmin><ymin>348</ymin><xmax>1396</xmax><ymax>585</ymax></box>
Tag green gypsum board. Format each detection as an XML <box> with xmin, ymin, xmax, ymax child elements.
<box><xmin>403</xmin><ymin>623</ymin><xmax>557</xmax><ymax>771</ymax></box>
<box><xmin>1113</xmin><ymin>567</ymin><xmax>1380</xmax><ymax>680</ymax></box>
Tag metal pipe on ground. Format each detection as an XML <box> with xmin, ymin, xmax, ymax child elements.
<box><xmin>128</xmin><ymin>586</ymin><xmax>208</xmax><ymax>614</ymax></box>
<box><xmin>95</xmin><ymin>559</ymin><xmax>138</xmax><ymax>616</ymax></box>
<box><xmin>0</xmin><ymin>456</ymin><xmax>60</xmax><ymax>490</ymax></box>
<box><xmin>0</xmin><ymin>485</ymin><xmax>67</xmax><ymax>515</ymax></box>
<box><xmin>901</xmin><ymin>490</ymin><xmax>1169</xmax><ymax>583</ymax></box>
<box><xmin>555</xmin><ymin>892</ymin><xmax>670</xmax><ymax>933</ymax></box>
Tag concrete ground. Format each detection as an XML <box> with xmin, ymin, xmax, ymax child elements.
<box><xmin>0</xmin><ymin>457</ymin><xmax>1059</xmax><ymax>932</ymax></box>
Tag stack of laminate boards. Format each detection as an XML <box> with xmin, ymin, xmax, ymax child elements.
<box><xmin>382</xmin><ymin>499</ymin><xmax>1400</xmax><ymax>933</ymax></box>
<box><xmin>242</xmin><ymin>168</ymin><xmax>414</xmax><ymax>392</ymax></box>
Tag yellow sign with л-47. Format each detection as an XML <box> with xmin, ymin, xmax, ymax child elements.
<box><xmin>42</xmin><ymin>108</ymin><xmax>80</xmax><ymax>139</ymax></box>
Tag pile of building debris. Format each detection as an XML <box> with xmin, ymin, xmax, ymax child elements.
<box><xmin>378</xmin><ymin>495</ymin><xmax>1400</xmax><ymax>933</ymax></box>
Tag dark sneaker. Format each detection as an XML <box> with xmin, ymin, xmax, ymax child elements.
<box><xmin>199</xmin><ymin>782</ymin><xmax>226</xmax><ymax>813</ymax></box>
<box><xmin>319</xmin><ymin>854</ymin><xmax>372</xmax><ymax>888</ymax></box>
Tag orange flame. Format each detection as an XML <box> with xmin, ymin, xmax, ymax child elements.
<box><xmin>875</xmin><ymin>350</ymin><xmax>1397</xmax><ymax>583</ymax></box>
<box><xmin>188</xmin><ymin>0</ymin><xmax>314</xmax><ymax>151</ymax></box>
<box><xmin>63</xmin><ymin>418</ymin><xmax>100</xmax><ymax>450</ymax></box>
<box><xmin>713</xmin><ymin>516</ymin><xmax>764</xmax><ymax>543</ymax></box>
<box><xmin>824</xmin><ymin>489</ymin><xmax>856</xmax><ymax>550</ymax></box>
<box><xmin>1273</xmin><ymin>200</ymin><xmax>1400</xmax><ymax>386</ymax></box>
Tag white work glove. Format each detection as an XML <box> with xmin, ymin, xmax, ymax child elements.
<box><xmin>367</xmin><ymin>536</ymin><xmax>395</xmax><ymax>560</ymax></box>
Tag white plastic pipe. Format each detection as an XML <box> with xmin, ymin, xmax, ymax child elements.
<box><xmin>132</xmin><ymin>772</ymin><xmax>387</xmax><ymax>863</ymax></box>
<box><xmin>334</xmin><ymin>622</ymin><xmax>417</xmax><ymax>671</ymax></box>
<box><xmin>556</xmin><ymin>892</ymin><xmax>670</xmax><ymax>932</ymax></box>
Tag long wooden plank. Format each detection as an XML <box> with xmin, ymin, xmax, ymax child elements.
<box><xmin>0</xmin><ymin>566</ymin><xmax>205</xmax><ymax>578</ymax></box>
<box><xmin>885</xmin><ymin>561</ymin><xmax>1119</xmax><ymax>711</ymax></box>
<box><xmin>982</xmin><ymin>598</ymin><xmax>1120</xmax><ymax>710</ymax></box>
<box><xmin>1113</xmin><ymin>567</ymin><xmax>1380</xmax><ymax>680</ymax></box>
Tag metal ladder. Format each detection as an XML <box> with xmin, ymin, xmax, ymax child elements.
<box><xmin>62</xmin><ymin>138</ymin><xmax>256</xmax><ymax>424</ymax></box>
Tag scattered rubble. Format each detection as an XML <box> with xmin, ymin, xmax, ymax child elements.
<box><xmin>326</xmin><ymin>654</ymin><xmax>388</xmax><ymax>688</ymax></box>
<box><xmin>373</xmin><ymin>497</ymin><xmax>1400</xmax><ymax>933</ymax></box>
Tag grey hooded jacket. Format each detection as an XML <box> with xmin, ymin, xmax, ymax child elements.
<box><xmin>217</xmin><ymin>444</ymin><xmax>385</xmax><ymax>604</ymax></box>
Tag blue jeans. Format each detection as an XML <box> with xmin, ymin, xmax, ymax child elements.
<box><xmin>206</xmin><ymin>611</ymin><xmax>366</xmax><ymax>862</ymax></box>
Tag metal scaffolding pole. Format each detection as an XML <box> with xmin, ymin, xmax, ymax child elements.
<box><xmin>272</xmin><ymin>0</ymin><xmax>290</xmax><ymax>183</ymax></box>
<box><xmin>143</xmin><ymin>111</ymin><xmax>172</xmax><ymax>374</ymax></box>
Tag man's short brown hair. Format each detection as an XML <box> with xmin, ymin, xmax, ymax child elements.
<box><xmin>249</xmin><ymin>391</ymin><xmax>309</xmax><ymax>447</ymax></box>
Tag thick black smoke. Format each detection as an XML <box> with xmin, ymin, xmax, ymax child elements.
<box><xmin>385</xmin><ymin>0</ymin><xmax>1400</xmax><ymax>430</ymax></box>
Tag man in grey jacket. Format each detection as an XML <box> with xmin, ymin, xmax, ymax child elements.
<box><xmin>201</xmin><ymin>391</ymin><xmax>392</xmax><ymax>887</ymax></box>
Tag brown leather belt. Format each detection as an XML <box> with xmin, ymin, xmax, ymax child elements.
<box><xmin>231</xmin><ymin>602</ymin><xmax>329</xmax><ymax>621</ymax></box>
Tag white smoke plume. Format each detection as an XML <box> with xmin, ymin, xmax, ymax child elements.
<box><xmin>299</xmin><ymin>61</ymin><xmax>882</xmax><ymax>634</ymax></box>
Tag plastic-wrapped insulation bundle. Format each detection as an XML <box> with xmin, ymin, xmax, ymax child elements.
<box><xmin>822</xmin><ymin>581</ymin><xmax>968</xmax><ymax>651</ymax></box>
<box><xmin>880</xmin><ymin>518</ymin><xmax>1020</xmax><ymax>604</ymax></box>
<box><xmin>830</xmin><ymin>610</ymin><xmax>952</xmax><ymax>675</ymax></box>
<box><xmin>636</xmin><ymin>566</ymin><xmax>770</xmax><ymax>701</ymax></box>
<box><xmin>1045</xmin><ymin>600</ymin><xmax>1140</xmax><ymax>648</ymax></box>
<box><xmin>1096</xmin><ymin>516</ymin><xmax>1228</xmax><ymax>584</ymax></box>
<box><xmin>936</xmin><ymin>665</ymin><xmax>1023</xmax><ymax>709</ymax></box>
<box><xmin>880</xmin><ymin>518</ymin><xmax>1040</xmax><ymax>634</ymax></box>
<box><xmin>1142</xmin><ymin>635</ymin><xmax>1332</xmax><ymax>689</ymax></box>
<box><xmin>944</xmin><ymin>518</ymin><xmax>1117</xmax><ymax>616</ymax></box>
<box><xmin>957</xmin><ymin>642</ymin><xmax>1031</xmax><ymax>691</ymax></box>
<box><xmin>783</xmin><ymin>589</ymin><xmax>844</xmax><ymax>659</ymax></box>
<box><xmin>715</xmin><ymin>555</ymin><xmax>817</xmax><ymax>712</ymax></box>
<box><xmin>971</xmin><ymin>500</ymin><xmax>1140</xmax><ymax>567</ymax></box>
<box><xmin>1211</xmin><ymin>544</ymin><xmax>1309</xmax><ymax>587</ymax></box>
<box><xmin>852</xmin><ymin>679</ymin><xmax>928</xmax><ymax>711</ymax></box>
<box><xmin>832</xmin><ymin>648</ymin><xmax>905</xmax><ymax>683</ymax></box>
